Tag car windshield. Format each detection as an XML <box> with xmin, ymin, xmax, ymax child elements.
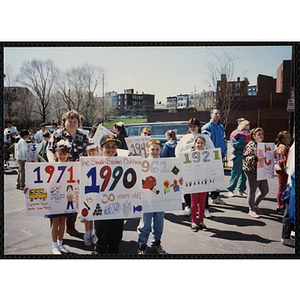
<box><xmin>151</xmin><ymin>124</ymin><xmax>189</xmax><ymax>135</ymax></box>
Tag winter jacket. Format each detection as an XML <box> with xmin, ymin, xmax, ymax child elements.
<box><xmin>201</xmin><ymin>120</ymin><xmax>227</xmax><ymax>158</ymax></box>
<box><xmin>160</xmin><ymin>140</ymin><xmax>177</xmax><ymax>158</ymax></box>
<box><xmin>242</xmin><ymin>141</ymin><xmax>258</xmax><ymax>173</ymax></box>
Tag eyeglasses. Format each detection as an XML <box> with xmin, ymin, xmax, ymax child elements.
<box><xmin>143</xmin><ymin>132</ymin><xmax>151</xmax><ymax>136</ymax></box>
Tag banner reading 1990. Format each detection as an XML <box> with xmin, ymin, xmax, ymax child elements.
<box><xmin>79</xmin><ymin>156</ymin><xmax>143</xmax><ymax>221</ymax></box>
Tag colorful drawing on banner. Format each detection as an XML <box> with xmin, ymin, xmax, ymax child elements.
<box><xmin>257</xmin><ymin>142</ymin><xmax>275</xmax><ymax>181</ymax></box>
<box><xmin>125</xmin><ymin>136</ymin><xmax>151</xmax><ymax>158</ymax></box>
<box><xmin>141</xmin><ymin>158</ymin><xmax>183</xmax><ymax>213</ymax></box>
<box><xmin>79</xmin><ymin>156</ymin><xmax>143</xmax><ymax>221</ymax></box>
<box><xmin>26</xmin><ymin>143</ymin><xmax>39</xmax><ymax>162</ymax></box>
<box><xmin>24</xmin><ymin>162</ymin><xmax>80</xmax><ymax>216</ymax></box>
<box><xmin>178</xmin><ymin>148</ymin><xmax>226</xmax><ymax>194</ymax></box>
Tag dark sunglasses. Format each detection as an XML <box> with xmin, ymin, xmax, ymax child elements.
<box><xmin>143</xmin><ymin>132</ymin><xmax>151</xmax><ymax>135</ymax></box>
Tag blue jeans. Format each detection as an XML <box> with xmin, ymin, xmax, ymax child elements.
<box><xmin>137</xmin><ymin>212</ymin><xmax>164</xmax><ymax>248</ymax></box>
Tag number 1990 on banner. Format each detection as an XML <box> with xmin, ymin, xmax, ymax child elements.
<box><xmin>79</xmin><ymin>156</ymin><xmax>143</xmax><ymax>221</ymax></box>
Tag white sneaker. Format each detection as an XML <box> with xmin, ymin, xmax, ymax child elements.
<box><xmin>238</xmin><ymin>191</ymin><xmax>247</xmax><ymax>197</ymax></box>
<box><xmin>212</xmin><ymin>196</ymin><xmax>227</xmax><ymax>205</ymax></box>
<box><xmin>84</xmin><ymin>233</ymin><xmax>92</xmax><ymax>246</ymax></box>
<box><xmin>204</xmin><ymin>209</ymin><xmax>211</xmax><ymax>218</ymax></box>
<box><xmin>248</xmin><ymin>211</ymin><xmax>259</xmax><ymax>218</ymax></box>
<box><xmin>59</xmin><ymin>245</ymin><xmax>70</xmax><ymax>253</ymax></box>
<box><xmin>228</xmin><ymin>191</ymin><xmax>235</xmax><ymax>197</ymax></box>
<box><xmin>291</xmin><ymin>231</ymin><xmax>295</xmax><ymax>238</ymax></box>
<box><xmin>52</xmin><ymin>244</ymin><xmax>62</xmax><ymax>255</ymax></box>
<box><xmin>183</xmin><ymin>206</ymin><xmax>191</xmax><ymax>216</ymax></box>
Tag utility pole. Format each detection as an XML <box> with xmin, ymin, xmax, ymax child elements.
<box><xmin>194</xmin><ymin>86</ymin><xmax>197</xmax><ymax>112</ymax></box>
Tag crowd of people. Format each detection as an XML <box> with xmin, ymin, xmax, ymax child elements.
<box><xmin>4</xmin><ymin>107</ymin><xmax>295</xmax><ymax>254</ymax></box>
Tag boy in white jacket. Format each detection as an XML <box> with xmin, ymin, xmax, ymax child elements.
<box><xmin>16</xmin><ymin>130</ymin><xmax>30</xmax><ymax>190</ymax></box>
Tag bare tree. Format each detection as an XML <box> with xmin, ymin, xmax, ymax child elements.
<box><xmin>17</xmin><ymin>59</ymin><xmax>59</xmax><ymax>122</ymax></box>
<box><xmin>203</xmin><ymin>48</ymin><xmax>247</xmax><ymax>129</ymax></box>
<box><xmin>56</xmin><ymin>63</ymin><xmax>104</xmax><ymax>125</ymax></box>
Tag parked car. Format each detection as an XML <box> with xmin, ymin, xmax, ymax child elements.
<box><xmin>124</xmin><ymin>121</ymin><xmax>206</xmax><ymax>147</ymax></box>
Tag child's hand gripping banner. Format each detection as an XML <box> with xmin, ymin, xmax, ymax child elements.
<box><xmin>141</xmin><ymin>157</ymin><xmax>183</xmax><ymax>213</ymax></box>
<box><xmin>178</xmin><ymin>148</ymin><xmax>226</xmax><ymax>194</ymax></box>
<box><xmin>257</xmin><ymin>142</ymin><xmax>275</xmax><ymax>181</ymax></box>
<box><xmin>79</xmin><ymin>156</ymin><xmax>143</xmax><ymax>221</ymax></box>
<box><xmin>25</xmin><ymin>162</ymin><xmax>80</xmax><ymax>216</ymax></box>
<box><xmin>125</xmin><ymin>136</ymin><xmax>151</xmax><ymax>158</ymax></box>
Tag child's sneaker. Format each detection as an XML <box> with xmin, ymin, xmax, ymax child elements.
<box><xmin>248</xmin><ymin>211</ymin><xmax>259</xmax><ymax>218</ymax></box>
<box><xmin>84</xmin><ymin>233</ymin><xmax>92</xmax><ymax>246</ymax></box>
<box><xmin>52</xmin><ymin>244</ymin><xmax>62</xmax><ymax>255</ymax></box>
<box><xmin>59</xmin><ymin>245</ymin><xmax>70</xmax><ymax>253</ymax></box>
<box><xmin>138</xmin><ymin>245</ymin><xmax>147</xmax><ymax>255</ymax></box>
<box><xmin>254</xmin><ymin>206</ymin><xmax>263</xmax><ymax>214</ymax></box>
<box><xmin>183</xmin><ymin>206</ymin><xmax>191</xmax><ymax>216</ymax></box>
<box><xmin>197</xmin><ymin>223</ymin><xmax>207</xmax><ymax>230</ymax></box>
<box><xmin>191</xmin><ymin>223</ymin><xmax>198</xmax><ymax>232</ymax></box>
<box><xmin>151</xmin><ymin>244</ymin><xmax>167</xmax><ymax>255</ymax></box>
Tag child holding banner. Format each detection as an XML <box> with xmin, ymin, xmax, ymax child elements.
<box><xmin>274</xmin><ymin>131</ymin><xmax>291</xmax><ymax>212</ymax></box>
<box><xmin>93</xmin><ymin>134</ymin><xmax>124</xmax><ymax>254</ymax></box>
<box><xmin>16</xmin><ymin>129</ymin><xmax>30</xmax><ymax>190</ymax></box>
<box><xmin>23</xmin><ymin>140</ymin><xmax>74</xmax><ymax>254</ymax></box>
<box><xmin>83</xmin><ymin>144</ymin><xmax>100</xmax><ymax>246</ymax></box>
<box><xmin>190</xmin><ymin>136</ymin><xmax>208</xmax><ymax>231</ymax></box>
<box><xmin>137</xmin><ymin>139</ymin><xmax>167</xmax><ymax>255</ymax></box>
<box><xmin>243</xmin><ymin>127</ymin><xmax>269</xmax><ymax>218</ymax></box>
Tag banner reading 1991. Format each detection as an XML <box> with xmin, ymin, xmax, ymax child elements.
<box><xmin>79</xmin><ymin>156</ymin><xmax>143</xmax><ymax>221</ymax></box>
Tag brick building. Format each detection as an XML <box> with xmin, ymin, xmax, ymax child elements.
<box><xmin>117</xmin><ymin>89</ymin><xmax>154</xmax><ymax>111</ymax></box>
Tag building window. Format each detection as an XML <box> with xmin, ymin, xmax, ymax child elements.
<box><xmin>236</xmin><ymin>82</ymin><xmax>240</xmax><ymax>89</ymax></box>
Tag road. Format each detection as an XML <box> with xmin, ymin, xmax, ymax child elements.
<box><xmin>3</xmin><ymin>164</ymin><xmax>295</xmax><ymax>257</ymax></box>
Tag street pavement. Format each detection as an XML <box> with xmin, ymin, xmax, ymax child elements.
<box><xmin>3</xmin><ymin>164</ymin><xmax>296</xmax><ymax>258</ymax></box>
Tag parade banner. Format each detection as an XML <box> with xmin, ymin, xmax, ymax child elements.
<box><xmin>178</xmin><ymin>148</ymin><xmax>226</xmax><ymax>194</ymax></box>
<box><xmin>90</xmin><ymin>124</ymin><xmax>112</xmax><ymax>148</ymax></box>
<box><xmin>125</xmin><ymin>136</ymin><xmax>151</xmax><ymax>158</ymax></box>
<box><xmin>257</xmin><ymin>142</ymin><xmax>275</xmax><ymax>181</ymax></box>
<box><xmin>141</xmin><ymin>157</ymin><xmax>183</xmax><ymax>213</ymax></box>
<box><xmin>79</xmin><ymin>156</ymin><xmax>143</xmax><ymax>221</ymax></box>
<box><xmin>26</xmin><ymin>143</ymin><xmax>39</xmax><ymax>162</ymax></box>
<box><xmin>24</xmin><ymin>162</ymin><xmax>80</xmax><ymax>216</ymax></box>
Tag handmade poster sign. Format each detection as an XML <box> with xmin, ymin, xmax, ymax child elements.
<box><xmin>24</xmin><ymin>162</ymin><xmax>80</xmax><ymax>216</ymax></box>
<box><xmin>125</xmin><ymin>136</ymin><xmax>151</xmax><ymax>158</ymax></box>
<box><xmin>141</xmin><ymin>157</ymin><xmax>183</xmax><ymax>213</ymax></box>
<box><xmin>178</xmin><ymin>148</ymin><xmax>226</xmax><ymax>194</ymax></box>
<box><xmin>90</xmin><ymin>124</ymin><xmax>112</xmax><ymax>147</ymax></box>
<box><xmin>79</xmin><ymin>156</ymin><xmax>143</xmax><ymax>221</ymax></box>
<box><xmin>26</xmin><ymin>143</ymin><xmax>39</xmax><ymax>162</ymax></box>
<box><xmin>257</xmin><ymin>142</ymin><xmax>275</xmax><ymax>181</ymax></box>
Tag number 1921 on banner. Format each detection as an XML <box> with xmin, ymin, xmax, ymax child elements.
<box><xmin>24</xmin><ymin>162</ymin><xmax>80</xmax><ymax>216</ymax></box>
<box><xmin>79</xmin><ymin>157</ymin><xmax>143</xmax><ymax>221</ymax></box>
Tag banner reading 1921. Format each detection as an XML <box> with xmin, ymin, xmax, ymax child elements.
<box><xmin>178</xmin><ymin>148</ymin><xmax>226</xmax><ymax>194</ymax></box>
<box><xmin>79</xmin><ymin>156</ymin><xmax>143</xmax><ymax>221</ymax></box>
<box><xmin>25</xmin><ymin>162</ymin><xmax>80</xmax><ymax>216</ymax></box>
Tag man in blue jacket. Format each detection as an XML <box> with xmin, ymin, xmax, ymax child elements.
<box><xmin>201</xmin><ymin>108</ymin><xmax>227</xmax><ymax>205</ymax></box>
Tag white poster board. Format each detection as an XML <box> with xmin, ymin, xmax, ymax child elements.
<box><xmin>24</xmin><ymin>162</ymin><xmax>80</xmax><ymax>216</ymax></box>
<box><xmin>141</xmin><ymin>157</ymin><xmax>183</xmax><ymax>213</ymax></box>
<box><xmin>125</xmin><ymin>136</ymin><xmax>151</xmax><ymax>158</ymax></box>
<box><xmin>90</xmin><ymin>124</ymin><xmax>112</xmax><ymax>146</ymax></box>
<box><xmin>257</xmin><ymin>142</ymin><xmax>275</xmax><ymax>181</ymax></box>
<box><xmin>178</xmin><ymin>148</ymin><xmax>226</xmax><ymax>194</ymax></box>
<box><xmin>79</xmin><ymin>156</ymin><xmax>143</xmax><ymax>221</ymax></box>
<box><xmin>26</xmin><ymin>143</ymin><xmax>39</xmax><ymax>162</ymax></box>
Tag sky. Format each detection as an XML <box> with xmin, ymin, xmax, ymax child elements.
<box><xmin>4</xmin><ymin>45</ymin><xmax>292</xmax><ymax>104</ymax></box>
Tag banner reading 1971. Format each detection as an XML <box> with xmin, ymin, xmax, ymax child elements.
<box><xmin>178</xmin><ymin>148</ymin><xmax>226</xmax><ymax>194</ymax></box>
<box><xmin>25</xmin><ymin>162</ymin><xmax>80</xmax><ymax>216</ymax></box>
<box><xmin>79</xmin><ymin>156</ymin><xmax>143</xmax><ymax>221</ymax></box>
